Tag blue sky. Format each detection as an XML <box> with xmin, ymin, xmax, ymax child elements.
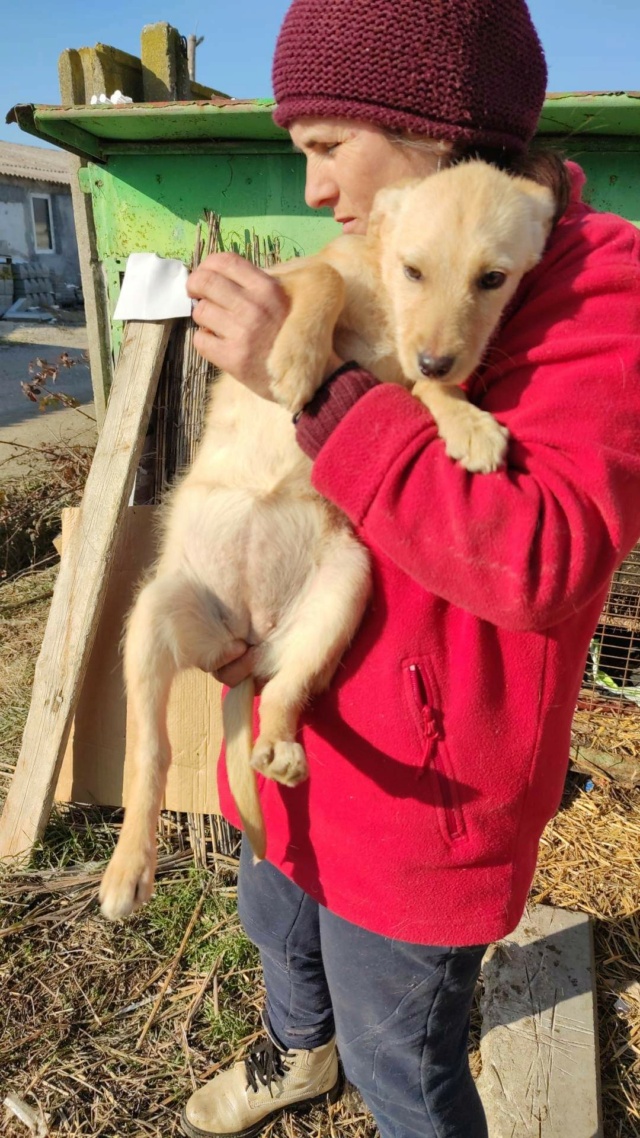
<box><xmin>1</xmin><ymin>0</ymin><xmax>638</xmax><ymax>147</ymax></box>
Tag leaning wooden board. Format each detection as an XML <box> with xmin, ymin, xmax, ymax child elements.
<box><xmin>0</xmin><ymin>320</ymin><xmax>172</xmax><ymax>861</ymax></box>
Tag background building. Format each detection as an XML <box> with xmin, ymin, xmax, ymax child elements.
<box><xmin>0</xmin><ymin>140</ymin><xmax>81</xmax><ymax>311</ymax></box>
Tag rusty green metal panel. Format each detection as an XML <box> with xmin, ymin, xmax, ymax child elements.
<box><xmin>86</xmin><ymin>152</ymin><xmax>335</xmax><ymax>261</ymax></box>
<box><xmin>82</xmin><ymin>149</ymin><xmax>339</xmax><ymax>356</ymax></box>
<box><xmin>575</xmin><ymin>152</ymin><xmax>640</xmax><ymax>221</ymax></box>
<box><xmin>9</xmin><ymin>96</ymin><xmax>640</xmax><ymax>228</ymax></box>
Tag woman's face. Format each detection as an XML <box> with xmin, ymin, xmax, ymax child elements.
<box><xmin>289</xmin><ymin>117</ymin><xmax>446</xmax><ymax>235</ymax></box>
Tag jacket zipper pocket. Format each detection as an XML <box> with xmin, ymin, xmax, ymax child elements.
<box><xmin>407</xmin><ymin>662</ymin><xmax>467</xmax><ymax>843</ymax></box>
<box><xmin>408</xmin><ymin>663</ymin><xmax>439</xmax><ymax>763</ymax></box>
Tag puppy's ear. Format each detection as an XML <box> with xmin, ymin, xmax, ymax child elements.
<box><xmin>516</xmin><ymin>179</ymin><xmax>556</xmax><ymax>265</ymax></box>
<box><xmin>368</xmin><ymin>178</ymin><xmax>421</xmax><ymax>243</ymax></box>
<box><xmin>517</xmin><ymin>179</ymin><xmax>555</xmax><ymax>227</ymax></box>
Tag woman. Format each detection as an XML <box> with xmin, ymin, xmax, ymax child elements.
<box><xmin>182</xmin><ymin>2</ymin><xmax>640</xmax><ymax>1136</ymax></box>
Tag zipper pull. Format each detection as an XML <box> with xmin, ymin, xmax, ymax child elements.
<box><xmin>423</xmin><ymin>711</ymin><xmax>439</xmax><ymax>739</ymax></box>
<box><xmin>408</xmin><ymin>664</ymin><xmax>441</xmax><ymax>753</ymax></box>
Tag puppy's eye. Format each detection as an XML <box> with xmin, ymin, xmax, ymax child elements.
<box><xmin>478</xmin><ymin>270</ymin><xmax>507</xmax><ymax>291</ymax></box>
<box><xmin>404</xmin><ymin>265</ymin><xmax>423</xmax><ymax>282</ymax></box>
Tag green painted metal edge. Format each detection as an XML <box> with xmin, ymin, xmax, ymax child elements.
<box><xmin>5</xmin><ymin>92</ymin><xmax>640</xmax><ymax>161</ymax></box>
<box><xmin>52</xmin><ymin>99</ymin><xmax>285</xmax><ymax>141</ymax></box>
<box><xmin>6</xmin><ymin>103</ymin><xmax>107</xmax><ymax>162</ymax></box>
<box><xmin>8</xmin><ymin>98</ymin><xmax>287</xmax><ymax>156</ymax></box>
<box><xmin>539</xmin><ymin>92</ymin><xmax>640</xmax><ymax>137</ymax></box>
<box><xmin>3</xmin><ymin>91</ymin><xmax>637</xmax><ymax>162</ymax></box>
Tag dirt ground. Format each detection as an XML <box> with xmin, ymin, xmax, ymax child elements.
<box><xmin>0</xmin><ymin>314</ymin><xmax>97</xmax><ymax>482</ymax></box>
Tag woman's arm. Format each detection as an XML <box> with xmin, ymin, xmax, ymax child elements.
<box><xmin>301</xmin><ymin>216</ymin><xmax>640</xmax><ymax>632</ymax></box>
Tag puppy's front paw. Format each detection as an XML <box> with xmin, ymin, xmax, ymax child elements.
<box><xmin>442</xmin><ymin>408</ymin><xmax>509</xmax><ymax>473</ymax></box>
<box><xmin>99</xmin><ymin>841</ymin><xmax>157</xmax><ymax>920</ymax></box>
<box><xmin>267</xmin><ymin>338</ymin><xmax>326</xmax><ymax>415</ymax></box>
<box><xmin>251</xmin><ymin>738</ymin><xmax>309</xmax><ymax>787</ymax></box>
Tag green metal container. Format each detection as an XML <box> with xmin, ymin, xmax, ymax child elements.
<box><xmin>8</xmin><ymin>91</ymin><xmax>640</xmax><ymax>361</ymax></box>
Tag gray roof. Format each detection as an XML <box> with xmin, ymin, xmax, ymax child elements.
<box><xmin>0</xmin><ymin>141</ymin><xmax>71</xmax><ymax>186</ymax></box>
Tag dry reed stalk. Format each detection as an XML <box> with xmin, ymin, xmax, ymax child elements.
<box><xmin>184</xmin><ymin>955</ymin><xmax>222</xmax><ymax>1036</ymax></box>
<box><xmin>196</xmin><ymin>811</ymin><xmax>208</xmax><ymax>870</ymax></box>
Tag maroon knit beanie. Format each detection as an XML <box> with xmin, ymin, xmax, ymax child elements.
<box><xmin>272</xmin><ymin>0</ymin><xmax>547</xmax><ymax>154</ymax></box>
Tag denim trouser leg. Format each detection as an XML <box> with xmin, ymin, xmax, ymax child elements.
<box><xmin>237</xmin><ymin>840</ymin><xmax>488</xmax><ymax>1138</ymax></box>
<box><xmin>319</xmin><ymin>911</ymin><xmax>488</xmax><ymax>1138</ymax></box>
<box><xmin>237</xmin><ymin>839</ymin><xmax>336</xmax><ymax>1049</ymax></box>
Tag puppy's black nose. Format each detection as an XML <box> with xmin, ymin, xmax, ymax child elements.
<box><xmin>418</xmin><ymin>353</ymin><xmax>456</xmax><ymax>379</ymax></box>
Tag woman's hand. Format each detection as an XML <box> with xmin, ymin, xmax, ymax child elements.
<box><xmin>187</xmin><ymin>253</ymin><xmax>291</xmax><ymax>400</ymax></box>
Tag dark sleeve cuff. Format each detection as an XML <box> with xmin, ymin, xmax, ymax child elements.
<box><xmin>294</xmin><ymin>362</ymin><xmax>380</xmax><ymax>460</ymax></box>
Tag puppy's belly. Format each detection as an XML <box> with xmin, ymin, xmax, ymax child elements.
<box><xmin>161</xmin><ymin>483</ymin><xmax>329</xmax><ymax>647</ymax></box>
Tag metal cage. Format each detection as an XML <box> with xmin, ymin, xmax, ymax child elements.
<box><xmin>572</xmin><ymin>543</ymin><xmax>640</xmax><ymax>773</ymax></box>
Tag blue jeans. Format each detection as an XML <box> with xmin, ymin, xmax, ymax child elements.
<box><xmin>237</xmin><ymin>840</ymin><xmax>488</xmax><ymax>1138</ymax></box>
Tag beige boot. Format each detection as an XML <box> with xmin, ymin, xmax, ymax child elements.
<box><xmin>181</xmin><ymin>1034</ymin><xmax>343</xmax><ymax>1138</ymax></box>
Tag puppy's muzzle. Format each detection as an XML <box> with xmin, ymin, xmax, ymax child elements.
<box><xmin>418</xmin><ymin>353</ymin><xmax>456</xmax><ymax>380</ymax></box>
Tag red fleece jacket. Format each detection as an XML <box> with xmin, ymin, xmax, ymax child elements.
<box><xmin>219</xmin><ymin>165</ymin><xmax>640</xmax><ymax>946</ymax></box>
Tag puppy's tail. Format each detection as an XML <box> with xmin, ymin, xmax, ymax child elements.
<box><xmin>223</xmin><ymin>677</ymin><xmax>266</xmax><ymax>861</ymax></box>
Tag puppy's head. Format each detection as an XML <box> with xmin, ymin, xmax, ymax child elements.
<box><xmin>369</xmin><ymin>161</ymin><xmax>555</xmax><ymax>387</ymax></box>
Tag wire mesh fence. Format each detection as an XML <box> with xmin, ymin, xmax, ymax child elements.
<box><xmin>572</xmin><ymin>543</ymin><xmax>640</xmax><ymax>775</ymax></box>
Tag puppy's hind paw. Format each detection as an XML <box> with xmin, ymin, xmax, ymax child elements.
<box><xmin>251</xmin><ymin>738</ymin><xmax>309</xmax><ymax>787</ymax></box>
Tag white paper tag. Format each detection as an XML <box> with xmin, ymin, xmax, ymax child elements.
<box><xmin>113</xmin><ymin>253</ymin><xmax>193</xmax><ymax>321</ymax></box>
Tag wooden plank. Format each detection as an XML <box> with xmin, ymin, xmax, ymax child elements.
<box><xmin>478</xmin><ymin>905</ymin><xmax>602</xmax><ymax>1138</ymax></box>
<box><xmin>0</xmin><ymin>321</ymin><xmax>172</xmax><ymax>863</ymax></box>
<box><xmin>58</xmin><ymin>48</ymin><xmax>114</xmax><ymax>428</ymax></box>
<box><xmin>55</xmin><ymin>506</ymin><xmax>223</xmax><ymax>815</ymax></box>
<box><xmin>570</xmin><ymin>745</ymin><xmax>640</xmax><ymax>787</ymax></box>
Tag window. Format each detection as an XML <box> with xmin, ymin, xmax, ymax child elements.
<box><xmin>30</xmin><ymin>194</ymin><xmax>55</xmax><ymax>253</ymax></box>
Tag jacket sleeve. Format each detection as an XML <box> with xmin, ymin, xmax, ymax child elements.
<box><xmin>308</xmin><ymin>209</ymin><xmax>640</xmax><ymax>632</ymax></box>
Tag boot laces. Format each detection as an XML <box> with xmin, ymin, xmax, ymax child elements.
<box><xmin>244</xmin><ymin>1038</ymin><xmax>290</xmax><ymax>1096</ymax></box>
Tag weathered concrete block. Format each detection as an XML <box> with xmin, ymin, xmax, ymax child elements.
<box><xmin>140</xmin><ymin>22</ymin><xmax>190</xmax><ymax>102</ymax></box>
<box><xmin>78</xmin><ymin>43</ymin><xmax>144</xmax><ymax>103</ymax></box>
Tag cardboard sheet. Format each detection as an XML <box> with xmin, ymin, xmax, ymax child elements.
<box><xmin>56</xmin><ymin>506</ymin><xmax>223</xmax><ymax>813</ymax></box>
